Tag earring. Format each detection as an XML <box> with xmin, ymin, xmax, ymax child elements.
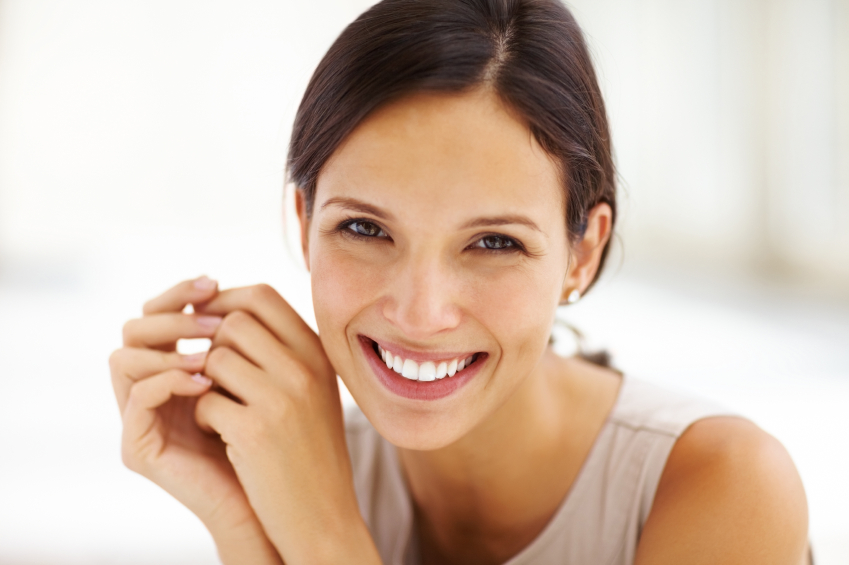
<box><xmin>566</xmin><ymin>289</ymin><xmax>581</xmax><ymax>304</ymax></box>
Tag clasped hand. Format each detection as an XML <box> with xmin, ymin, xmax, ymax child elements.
<box><xmin>110</xmin><ymin>277</ymin><xmax>378</xmax><ymax>564</ymax></box>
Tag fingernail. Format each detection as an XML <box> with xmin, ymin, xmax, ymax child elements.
<box><xmin>191</xmin><ymin>373</ymin><xmax>212</xmax><ymax>386</ymax></box>
<box><xmin>183</xmin><ymin>352</ymin><xmax>207</xmax><ymax>365</ymax></box>
<box><xmin>194</xmin><ymin>276</ymin><xmax>217</xmax><ymax>291</ymax></box>
<box><xmin>196</xmin><ymin>315</ymin><xmax>222</xmax><ymax>330</ymax></box>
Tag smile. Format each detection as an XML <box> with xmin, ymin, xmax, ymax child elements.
<box><xmin>359</xmin><ymin>336</ymin><xmax>486</xmax><ymax>401</ymax></box>
<box><xmin>376</xmin><ymin>343</ymin><xmax>478</xmax><ymax>381</ymax></box>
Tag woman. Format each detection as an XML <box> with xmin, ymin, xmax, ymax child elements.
<box><xmin>109</xmin><ymin>0</ymin><xmax>811</xmax><ymax>563</ymax></box>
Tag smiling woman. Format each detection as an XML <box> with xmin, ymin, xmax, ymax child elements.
<box><xmin>110</xmin><ymin>0</ymin><xmax>811</xmax><ymax>564</ymax></box>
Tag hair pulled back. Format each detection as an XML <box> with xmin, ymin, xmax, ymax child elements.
<box><xmin>287</xmin><ymin>0</ymin><xmax>617</xmax><ymax>290</ymax></box>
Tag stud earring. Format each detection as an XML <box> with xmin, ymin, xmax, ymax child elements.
<box><xmin>566</xmin><ymin>289</ymin><xmax>581</xmax><ymax>304</ymax></box>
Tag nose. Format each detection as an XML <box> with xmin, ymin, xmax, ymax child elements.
<box><xmin>382</xmin><ymin>253</ymin><xmax>462</xmax><ymax>341</ymax></box>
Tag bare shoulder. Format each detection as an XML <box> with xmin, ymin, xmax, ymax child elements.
<box><xmin>635</xmin><ymin>416</ymin><xmax>810</xmax><ymax>565</ymax></box>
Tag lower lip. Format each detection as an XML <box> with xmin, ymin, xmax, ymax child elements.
<box><xmin>359</xmin><ymin>336</ymin><xmax>485</xmax><ymax>401</ymax></box>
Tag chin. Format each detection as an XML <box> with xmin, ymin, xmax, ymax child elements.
<box><xmin>358</xmin><ymin>398</ymin><xmax>480</xmax><ymax>451</ymax></box>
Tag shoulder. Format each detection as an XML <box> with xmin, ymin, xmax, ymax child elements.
<box><xmin>636</xmin><ymin>416</ymin><xmax>809</xmax><ymax>565</ymax></box>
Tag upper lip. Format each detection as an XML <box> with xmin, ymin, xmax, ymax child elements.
<box><xmin>361</xmin><ymin>335</ymin><xmax>481</xmax><ymax>364</ymax></box>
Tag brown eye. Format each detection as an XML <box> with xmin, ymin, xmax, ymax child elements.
<box><xmin>475</xmin><ymin>234</ymin><xmax>515</xmax><ymax>250</ymax></box>
<box><xmin>347</xmin><ymin>221</ymin><xmax>386</xmax><ymax>238</ymax></box>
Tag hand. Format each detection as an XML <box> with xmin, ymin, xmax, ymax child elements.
<box><xmin>193</xmin><ymin>284</ymin><xmax>381</xmax><ymax>565</ymax></box>
<box><xmin>110</xmin><ymin>277</ymin><xmax>282</xmax><ymax>564</ymax></box>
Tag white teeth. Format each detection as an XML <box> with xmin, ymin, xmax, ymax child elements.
<box><xmin>418</xmin><ymin>361</ymin><xmax>436</xmax><ymax>381</ymax></box>
<box><xmin>379</xmin><ymin>346</ymin><xmax>392</xmax><ymax>368</ymax></box>
<box><xmin>375</xmin><ymin>342</ymin><xmax>481</xmax><ymax>381</ymax></box>
<box><xmin>401</xmin><ymin>359</ymin><xmax>419</xmax><ymax>380</ymax></box>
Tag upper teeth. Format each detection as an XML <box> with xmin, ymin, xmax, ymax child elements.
<box><xmin>377</xmin><ymin>345</ymin><xmax>477</xmax><ymax>382</ymax></box>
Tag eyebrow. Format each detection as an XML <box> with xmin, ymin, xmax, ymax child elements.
<box><xmin>460</xmin><ymin>215</ymin><xmax>542</xmax><ymax>233</ymax></box>
<box><xmin>320</xmin><ymin>196</ymin><xmax>542</xmax><ymax>233</ymax></box>
<box><xmin>320</xmin><ymin>197</ymin><xmax>395</xmax><ymax>221</ymax></box>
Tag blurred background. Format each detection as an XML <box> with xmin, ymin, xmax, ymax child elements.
<box><xmin>0</xmin><ymin>0</ymin><xmax>847</xmax><ymax>563</ymax></box>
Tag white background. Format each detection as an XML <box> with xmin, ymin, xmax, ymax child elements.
<box><xmin>0</xmin><ymin>1</ymin><xmax>847</xmax><ymax>563</ymax></box>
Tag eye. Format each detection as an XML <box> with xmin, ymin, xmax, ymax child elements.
<box><xmin>345</xmin><ymin>220</ymin><xmax>387</xmax><ymax>238</ymax></box>
<box><xmin>473</xmin><ymin>234</ymin><xmax>518</xmax><ymax>251</ymax></box>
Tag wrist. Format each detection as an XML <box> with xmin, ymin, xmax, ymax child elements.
<box><xmin>280</xmin><ymin>509</ymin><xmax>382</xmax><ymax>565</ymax></box>
<box><xmin>207</xmin><ymin>515</ymin><xmax>284</xmax><ymax>565</ymax></box>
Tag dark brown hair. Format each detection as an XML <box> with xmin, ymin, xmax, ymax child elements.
<box><xmin>287</xmin><ymin>0</ymin><xmax>616</xmax><ymax>291</ymax></box>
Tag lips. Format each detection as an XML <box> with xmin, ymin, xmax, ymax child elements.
<box><xmin>358</xmin><ymin>336</ymin><xmax>486</xmax><ymax>401</ymax></box>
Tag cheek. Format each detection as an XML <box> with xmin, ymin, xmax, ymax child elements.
<box><xmin>309</xmin><ymin>242</ymin><xmax>387</xmax><ymax>354</ymax></box>
<box><xmin>464</xmin><ymin>261</ymin><xmax>562</xmax><ymax>374</ymax></box>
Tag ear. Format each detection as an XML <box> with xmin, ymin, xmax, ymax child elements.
<box><xmin>295</xmin><ymin>189</ymin><xmax>311</xmax><ymax>272</ymax></box>
<box><xmin>560</xmin><ymin>202</ymin><xmax>613</xmax><ymax>302</ymax></box>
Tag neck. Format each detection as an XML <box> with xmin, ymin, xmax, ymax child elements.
<box><xmin>397</xmin><ymin>349</ymin><xmax>616</xmax><ymax>565</ymax></box>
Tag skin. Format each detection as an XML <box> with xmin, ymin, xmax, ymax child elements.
<box><xmin>110</xmin><ymin>87</ymin><xmax>810</xmax><ymax>564</ymax></box>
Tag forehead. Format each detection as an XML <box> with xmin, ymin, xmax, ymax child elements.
<box><xmin>316</xmin><ymin>87</ymin><xmax>564</xmax><ymax>224</ymax></box>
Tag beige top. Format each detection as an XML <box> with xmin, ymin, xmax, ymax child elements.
<box><xmin>344</xmin><ymin>375</ymin><xmax>736</xmax><ymax>565</ymax></box>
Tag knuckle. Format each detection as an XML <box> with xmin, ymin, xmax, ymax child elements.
<box><xmin>224</xmin><ymin>444</ymin><xmax>238</xmax><ymax>466</ymax></box>
<box><xmin>225</xmin><ymin>309</ymin><xmax>252</xmax><ymax>326</ymax></box>
<box><xmin>110</xmin><ymin>370</ymin><xmax>122</xmax><ymax>392</ymax></box>
<box><xmin>121</xmin><ymin>318</ymin><xmax>140</xmax><ymax>344</ymax></box>
<box><xmin>248</xmin><ymin>283</ymin><xmax>276</xmax><ymax>305</ymax></box>
<box><xmin>126</xmin><ymin>379</ymin><xmax>149</xmax><ymax>406</ymax></box>
<box><xmin>120</xmin><ymin>444</ymin><xmax>137</xmax><ymax>471</ymax></box>
<box><xmin>193</xmin><ymin>394</ymin><xmax>211</xmax><ymax>428</ymax></box>
<box><xmin>120</xmin><ymin>442</ymin><xmax>147</xmax><ymax>475</ymax></box>
<box><xmin>141</xmin><ymin>298</ymin><xmax>156</xmax><ymax>316</ymax></box>
<box><xmin>165</xmin><ymin>351</ymin><xmax>183</xmax><ymax>367</ymax></box>
<box><xmin>193</xmin><ymin>390</ymin><xmax>211</xmax><ymax>411</ymax></box>
<box><xmin>217</xmin><ymin>310</ymin><xmax>251</xmax><ymax>339</ymax></box>
<box><xmin>206</xmin><ymin>345</ymin><xmax>233</xmax><ymax>369</ymax></box>
<box><xmin>108</xmin><ymin>348</ymin><xmax>126</xmax><ymax>373</ymax></box>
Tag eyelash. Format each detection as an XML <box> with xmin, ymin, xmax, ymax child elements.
<box><xmin>334</xmin><ymin>217</ymin><xmax>527</xmax><ymax>255</ymax></box>
<box><xmin>341</xmin><ymin>219</ymin><xmax>388</xmax><ymax>240</ymax></box>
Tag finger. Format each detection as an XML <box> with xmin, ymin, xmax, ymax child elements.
<box><xmin>110</xmin><ymin>348</ymin><xmax>207</xmax><ymax>413</ymax></box>
<box><xmin>195</xmin><ymin>389</ymin><xmax>246</xmax><ymax>439</ymax></box>
<box><xmin>123</xmin><ymin>313</ymin><xmax>222</xmax><ymax>348</ymax></box>
<box><xmin>122</xmin><ymin>369</ymin><xmax>213</xmax><ymax>452</ymax></box>
<box><xmin>211</xmin><ymin>310</ymin><xmax>294</xmax><ymax>372</ymax></box>
<box><xmin>142</xmin><ymin>276</ymin><xmax>219</xmax><ymax>315</ymax></box>
<box><xmin>204</xmin><ymin>345</ymin><xmax>267</xmax><ymax>406</ymax></box>
<box><xmin>196</xmin><ymin>284</ymin><xmax>331</xmax><ymax>376</ymax></box>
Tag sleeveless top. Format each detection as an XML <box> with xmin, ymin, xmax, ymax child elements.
<box><xmin>344</xmin><ymin>375</ymin><xmax>737</xmax><ymax>565</ymax></box>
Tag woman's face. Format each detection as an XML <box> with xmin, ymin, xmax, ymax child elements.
<box><xmin>302</xmin><ymin>88</ymin><xmax>574</xmax><ymax>450</ymax></box>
